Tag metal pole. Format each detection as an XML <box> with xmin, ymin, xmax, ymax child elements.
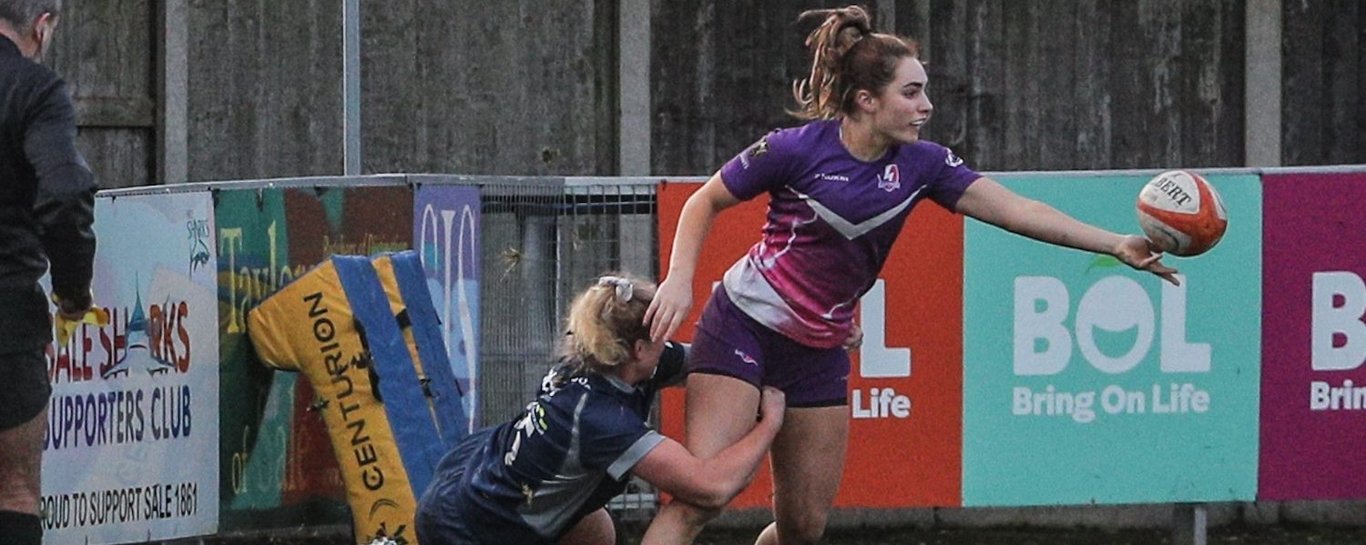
<box><xmin>1245</xmin><ymin>0</ymin><xmax>1282</xmax><ymax>167</ymax></box>
<box><xmin>1172</xmin><ymin>503</ymin><xmax>1208</xmax><ymax>545</ymax></box>
<box><xmin>343</xmin><ymin>0</ymin><xmax>362</xmax><ymax>175</ymax></box>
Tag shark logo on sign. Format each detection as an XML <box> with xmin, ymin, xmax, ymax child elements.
<box><xmin>853</xmin><ymin>279</ymin><xmax>911</xmax><ymax>419</ymax></box>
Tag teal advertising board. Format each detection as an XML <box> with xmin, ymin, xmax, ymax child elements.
<box><xmin>962</xmin><ymin>173</ymin><xmax>1261</xmax><ymax>505</ymax></box>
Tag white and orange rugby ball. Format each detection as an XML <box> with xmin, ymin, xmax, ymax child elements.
<box><xmin>1136</xmin><ymin>170</ymin><xmax>1228</xmax><ymax>257</ymax></box>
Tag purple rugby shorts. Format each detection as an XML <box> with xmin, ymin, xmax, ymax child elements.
<box><xmin>688</xmin><ymin>287</ymin><xmax>849</xmax><ymax>407</ymax></box>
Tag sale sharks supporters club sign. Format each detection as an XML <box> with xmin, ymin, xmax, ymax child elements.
<box><xmin>40</xmin><ymin>192</ymin><xmax>220</xmax><ymax>545</ymax></box>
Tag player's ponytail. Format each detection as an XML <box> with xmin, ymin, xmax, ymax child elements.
<box><xmin>790</xmin><ymin>5</ymin><xmax>920</xmax><ymax>120</ymax></box>
<box><xmin>561</xmin><ymin>273</ymin><xmax>655</xmax><ymax>373</ymax></box>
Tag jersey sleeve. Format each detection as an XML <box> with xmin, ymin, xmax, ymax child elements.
<box><xmin>605</xmin><ymin>432</ymin><xmax>666</xmax><ymax>481</ymax></box>
<box><xmin>718</xmin><ymin>129</ymin><xmax>797</xmax><ymax>201</ymax></box>
<box><xmin>578</xmin><ymin>400</ymin><xmax>664</xmax><ymax>480</ymax></box>
<box><xmin>919</xmin><ymin>142</ymin><xmax>981</xmax><ymax>211</ymax></box>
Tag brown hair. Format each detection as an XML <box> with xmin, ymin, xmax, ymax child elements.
<box><xmin>560</xmin><ymin>273</ymin><xmax>656</xmax><ymax>373</ymax></box>
<box><xmin>790</xmin><ymin>5</ymin><xmax>920</xmax><ymax>120</ymax></box>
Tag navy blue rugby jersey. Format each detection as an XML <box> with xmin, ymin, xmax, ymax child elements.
<box><xmin>419</xmin><ymin>341</ymin><xmax>686</xmax><ymax>544</ymax></box>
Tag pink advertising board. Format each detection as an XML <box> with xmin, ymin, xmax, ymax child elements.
<box><xmin>1259</xmin><ymin>171</ymin><xmax>1366</xmax><ymax>500</ymax></box>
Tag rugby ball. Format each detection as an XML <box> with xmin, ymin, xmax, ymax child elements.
<box><xmin>1136</xmin><ymin>170</ymin><xmax>1228</xmax><ymax>257</ymax></box>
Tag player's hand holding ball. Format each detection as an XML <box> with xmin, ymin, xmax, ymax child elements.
<box><xmin>1136</xmin><ymin>170</ymin><xmax>1229</xmax><ymax>257</ymax></box>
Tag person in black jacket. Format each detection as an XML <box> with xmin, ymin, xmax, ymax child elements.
<box><xmin>0</xmin><ymin>1</ymin><xmax>97</xmax><ymax>543</ymax></box>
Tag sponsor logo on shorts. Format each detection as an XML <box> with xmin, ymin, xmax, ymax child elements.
<box><xmin>733</xmin><ymin>349</ymin><xmax>758</xmax><ymax>366</ymax></box>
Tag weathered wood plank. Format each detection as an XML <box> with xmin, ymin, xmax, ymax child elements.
<box><xmin>1322</xmin><ymin>0</ymin><xmax>1363</xmax><ymax>164</ymax></box>
<box><xmin>1073</xmin><ymin>0</ymin><xmax>1113</xmax><ymax>170</ymax></box>
<box><xmin>48</xmin><ymin>0</ymin><xmax>153</xmax><ymax>103</ymax></box>
<box><xmin>1212</xmin><ymin>0</ymin><xmax>1247</xmax><ymax>168</ymax></box>
<box><xmin>45</xmin><ymin>1</ymin><xmax>155</xmax><ymax>186</ymax></box>
<box><xmin>187</xmin><ymin>0</ymin><xmax>343</xmax><ymax>181</ymax></box>
<box><xmin>361</xmin><ymin>0</ymin><xmax>616</xmax><ymax>176</ymax></box>
<box><xmin>1281</xmin><ymin>0</ymin><xmax>1325</xmax><ymax>166</ymax></box>
<box><xmin>77</xmin><ymin>128</ymin><xmax>151</xmax><ymax>190</ymax></box>
<box><xmin>914</xmin><ymin>0</ymin><xmax>968</xmax><ymax>153</ymax></box>
<box><xmin>964</xmin><ymin>0</ymin><xmax>1005</xmax><ymax>170</ymax></box>
<box><xmin>1037</xmin><ymin>0</ymin><xmax>1077</xmax><ymax>170</ymax></box>
<box><xmin>73</xmin><ymin>97</ymin><xmax>155</xmax><ymax>128</ymax></box>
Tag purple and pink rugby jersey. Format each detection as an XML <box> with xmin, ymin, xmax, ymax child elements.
<box><xmin>717</xmin><ymin>119</ymin><xmax>981</xmax><ymax>349</ymax></box>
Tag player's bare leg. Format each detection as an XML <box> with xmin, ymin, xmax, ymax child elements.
<box><xmin>641</xmin><ymin>374</ymin><xmax>761</xmax><ymax>545</ymax></box>
<box><xmin>0</xmin><ymin>406</ymin><xmax>48</xmax><ymax>545</ymax></box>
<box><xmin>754</xmin><ymin>405</ymin><xmax>848</xmax><ymax>545</ymax></box>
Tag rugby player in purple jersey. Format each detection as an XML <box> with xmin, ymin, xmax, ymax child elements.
<box><xmin>642</xmin><ymin>6</ymin><xmax>1177</xmax><ymax>545</ymax></box>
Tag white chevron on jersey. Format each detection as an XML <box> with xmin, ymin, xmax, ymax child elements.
<box><xmin>793</xmin><ymin>186</ymin><xmax>923</xmax><ymax>240</ymax></box>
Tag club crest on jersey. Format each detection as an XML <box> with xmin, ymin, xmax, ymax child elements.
<box><xmin>878</xmin><ymin>164</ymin><xmax>901</xmax><ymax>192</ymax></box>
<box><xmin>739</xmin><ymin>135</ymin><xmax>771</xmax><ymax>169</ymax></box>
<box><xmin>945</xmin><ymin>148</ymin><xmax>964</xmax><ymax>167</ymax></box>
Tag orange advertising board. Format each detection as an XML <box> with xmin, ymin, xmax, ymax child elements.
<box><xmin>657</xmin><ymin>180</ymin><xmax>963</xmax><ymax>508</ymax></box>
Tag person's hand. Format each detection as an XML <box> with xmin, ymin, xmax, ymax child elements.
<box><xmin>54</xmin><ymin>291</ymin><xmax>92</xmax><ymax>320</ymax></box>
<box><xmin>1113</xmin><ymin>235</ymin><xmax>1180</xmax><ymax>286</ymax></box>
<box><xmin>52</xmin><ymin>292</ymin><xmax>110</xmax><ymax>346</ymax></box>
<box><xmin>843</xmin><ymin>323</ymin><xmax>863</xmax><ymax>352</ymax></box>
<box><xmin>644</xmin><ymin>276</ymin><xmax>694</xmax><ymax>343</ymax></box>
<box><xmin>758</xmin><ymin>386</ymin><xmax>786</xmax><ymax>426</ymax></box>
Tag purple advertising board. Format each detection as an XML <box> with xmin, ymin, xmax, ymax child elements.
<box><xmin>413</xmin><ymin>185</ymin><xmax>481</xmax><ymax>427</ymax></box>
<box><xmin>1260</xmin><ymin>171</ymin><xmax>1366</xmax><ymax>500</ymax></box>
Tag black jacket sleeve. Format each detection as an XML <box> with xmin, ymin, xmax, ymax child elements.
<box><xmin>25</xmin><ymin>77</ymin><xmax>96</xmax><ymax>306</ymax></box>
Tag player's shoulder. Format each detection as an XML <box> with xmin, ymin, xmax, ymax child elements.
<box><xmin>898</xmin><ymin>139</ymin><xmax>968</xmax><ymax>170</ymax></box>
<box><xmin>774</xmin><ymin>119</ymin><xmax>838</xmax><ymax>148</ymax></box>
<box><xmin>578</xmin><ymin>379</ymin><xmax>647</xmax><ymax>425</ymax></box>
<box><xmin>753</xmin><ymin>119</ymin><xmax>835</xmax><ymax>152</ymax></box>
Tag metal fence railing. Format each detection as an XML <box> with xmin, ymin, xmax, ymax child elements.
<box><xmin>468</xmin><ymin>176</ymin><xmax>662</xmax><ymax>519</ymax></box>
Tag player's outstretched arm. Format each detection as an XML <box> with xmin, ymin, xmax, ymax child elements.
<box><xmin>955</xmin><ymin>176</ymin><xmax>1179</xmax><ymax>285</ymax></box>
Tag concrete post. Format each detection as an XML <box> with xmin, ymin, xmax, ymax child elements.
<box><xmin>343</xmin><ymin>0</ymin><xmax>362</xmax><ymax>175</ymax></box>
<box><xmin>156</xmin><ymin>0</ymin><xmax>188</xmax><ymax>184</ymax></box>
<box><xmin>1245</xmin><ymin>0</ymin><xmax>1282</xmax><ymax>167</ymax></box>
<box><xmin>618</xmin><ymin>0</ymin><xmax>651</xmax><ymax>176</ymax></box>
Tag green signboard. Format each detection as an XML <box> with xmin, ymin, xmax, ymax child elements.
<box><xmin>962</xmin><ymin>173</ymin><xmax>1261</xmax><ymax>506</ymax></box>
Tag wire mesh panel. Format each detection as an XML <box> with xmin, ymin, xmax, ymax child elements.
<box><xmin>460</xmin><ymin>176</ymin><xmax>662</xmax><ymax>519</ymax></box>
<box><xmin>562</xmin><ymin>179</ymin><xmax>660</xmax><ymax>520</ymax></box>
<box><xmin>476</xmin><ymin>178</ymin><xmax>659</xmax><ymax>425</ymax></box>
<box><xmin>478</xmin><ymin>178</ymin><xmax>565</xmax><ymax>427</ymax></box>
<box><xmin>558</xmin><ymin>179</ymin><xmax>659</xmax><ymax>319</ymax></box>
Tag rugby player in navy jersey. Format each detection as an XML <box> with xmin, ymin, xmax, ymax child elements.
<box><xmin>415</xmin><ymin>274</ymin><xmax>785</xmax><ymax>545</ymax></box>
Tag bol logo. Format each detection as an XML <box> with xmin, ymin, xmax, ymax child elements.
<box><xmin>1312</xmin><ymin>271</ymin><xmax>1366</xmax><ymax>371</ymax></box>
<box><xmin>1013</xmin><ymin>275</ymin><xmax>1209</xmax><ymax>375</ymax></box>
